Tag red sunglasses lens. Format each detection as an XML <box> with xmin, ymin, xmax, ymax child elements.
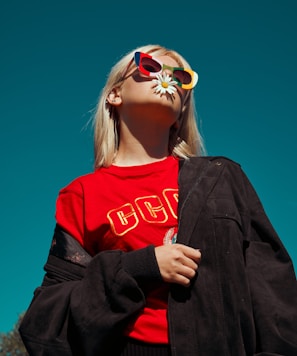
<box><xmin>141</xmin><ymin>57</ymin><xmax>162</xmax><ymax>73</ymax></box>
<box><xmin>173</xmin><ymin>70</ymin><xmax>192</xmax><ymax>85</ymax></box>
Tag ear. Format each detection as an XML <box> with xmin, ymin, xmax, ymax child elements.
<box><xmin>106</xmin><ymin>88</ymin><xmax>122</xmax><ymax>106</ymax></box>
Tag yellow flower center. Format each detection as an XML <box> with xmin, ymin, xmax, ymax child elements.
<box><xmin>161</xmin><ymin>82</ymin><xmax>169</xmax><ymax>88</ymax></box>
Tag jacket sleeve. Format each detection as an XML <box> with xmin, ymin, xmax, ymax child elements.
<box><xmin>19</xmin><ymin>225</ymin><xmax>162</xmax><ymax>356</ymax></box>
<box><xmin>241</xmin><ymin>168</ymin><xmax>297</xmax><ymax>355</ymax></box>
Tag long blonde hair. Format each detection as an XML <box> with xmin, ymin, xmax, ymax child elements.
<box><xmin>93</xmin><ymin>44</ymin><xmax>205</xmax><ymax>168</ymax></box>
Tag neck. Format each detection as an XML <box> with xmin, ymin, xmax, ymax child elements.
<box><xmin>114</xmin><ymin>120</ymin><xmax>171</xmax><ymax>166</ymax></box>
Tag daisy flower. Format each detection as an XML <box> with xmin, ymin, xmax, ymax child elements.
<box><xmin>152</xmin><ymin>73</ymin><xmax>178</xmax><ymax>95</ymax></box>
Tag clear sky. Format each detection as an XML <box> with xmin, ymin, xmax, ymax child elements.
<box><xmin>1</xmin><ymin>0</ymin><xmax>296</xmax><ymax>332</ymax></box>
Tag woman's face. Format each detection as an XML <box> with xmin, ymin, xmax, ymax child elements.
<box><xmin>116</xmin><ymin>54</ymin><xmax>187</xmax><ymax>128</ymax></box>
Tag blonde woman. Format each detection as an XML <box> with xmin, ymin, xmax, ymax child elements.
<box><xmin>20</xmin><ymin>44</ymin><xmax>297</xmax><ymax>355</ymax></box>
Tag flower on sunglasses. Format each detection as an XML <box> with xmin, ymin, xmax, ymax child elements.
<box><xmin>152</xmin><ymin>73</ymin><xmax>178</xmax><ymax>95</ymax></box>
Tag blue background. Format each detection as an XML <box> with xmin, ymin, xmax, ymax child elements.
<box><xmin>1</xmin><ymin>0</ymin><xmax>296</xmax><ymax>332</ymax></box>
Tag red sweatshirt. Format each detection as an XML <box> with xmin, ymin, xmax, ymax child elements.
<box><xmin>55</xmin><ymin>156</ymin><xmax>179</xmax><ymax>343</ymax></box>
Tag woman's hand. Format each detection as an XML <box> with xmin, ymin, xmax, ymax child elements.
<box><xmin>154</xmin><ymin>244</ymin><xmax>201</xmax><ymax>287</ymax></box>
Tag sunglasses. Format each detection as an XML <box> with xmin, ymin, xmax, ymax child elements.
<box><xmin>134</xmin><ymin>51</ymin><xmax>198</xmax><ymax>90</ymax></box>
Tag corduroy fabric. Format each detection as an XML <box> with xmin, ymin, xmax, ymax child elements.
<box><xmin>120</xmin><ymin>338</ymin><xmax>171</xmax><ymax>356</ymax></box>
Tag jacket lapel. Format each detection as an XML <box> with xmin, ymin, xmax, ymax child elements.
<box><xmin>177</xmin><ymin>157</ymin><xmax>225</xmax><ymax>245</ymax></box>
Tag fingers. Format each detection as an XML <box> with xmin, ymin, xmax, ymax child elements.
<box><xmin>170</xmin><ymin>246</ymin><xmax>199</xmax><ymax>272</ymax></box>
<box><xmin>176</xmin><ymin>244</ymin><xmax>201</xmax><ymax>266</ymax></box>
<box><xmin>180</xmin><ymin>244</ymin><xmax>201</xmax><ymax>262</ymax></box>
<box><xmin>173</xmin><ymin>264</ymin><xmax>197</xmax><ymax>287</ymax></box>
<box><xmin>170</xmin><ymin>245</ymin><xmax>200</xmax><ymax>286</ymax></box>
<box><xmin>155</xmin><ymin>244</ymin><xmax>202</xmax><ymax>287</ymax></box>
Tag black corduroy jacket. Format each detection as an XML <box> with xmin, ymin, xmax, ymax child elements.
<box><xmin>19</xmin><ymin>157</ymin><xmax>297</xmax><ymax>355</ymax></box>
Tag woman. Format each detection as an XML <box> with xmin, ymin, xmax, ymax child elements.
<box><xmin>19</xmin><ymin>44</ymin><xmax>297</xmax><ymax>355</ymax></box>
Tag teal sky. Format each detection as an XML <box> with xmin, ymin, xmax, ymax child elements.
<box><xmin>1</xmin><ymin>1</ymin><xmax>296</xmax><ymax>332</ymax></box>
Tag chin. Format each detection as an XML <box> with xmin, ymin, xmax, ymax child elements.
<box><xmin>146</xmin><ymin>100</ymin><xmax>180</xmax><ymax>124</ymax></box>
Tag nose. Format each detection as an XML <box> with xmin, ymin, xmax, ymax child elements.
<box><xmin>162</xmin><ymin>67</ymin><xmax>173</xmax><ymax>77</ymax></box>
<box><xmin>161</xmin><ymin>64</ymin><xmax>174</xmax><ymax>77</ymax></box>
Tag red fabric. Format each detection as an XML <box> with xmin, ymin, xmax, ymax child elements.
<box><xmin>55</xmin><ymin>156</ymin><xmax>179</xmax><ymax>344</ymax></box>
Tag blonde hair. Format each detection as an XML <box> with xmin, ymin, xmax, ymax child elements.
<box><xmin>93</xmin><ymin>44</ymin><xmax>205</xmax><ymax>168</ymax></box>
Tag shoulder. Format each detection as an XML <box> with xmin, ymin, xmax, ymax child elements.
<box><xmin>182</xmin><ymin>156</ymin><xmax>242</xmax><ymax>173</ymax></box>
<box><xmin>180</xmin><ymin>156</ymin><xmax>247</xmax><ymax>185</ymax></box>
<box><xmin>188</xmin><ymin>155</ymin><xmax>241</xmax><ymax>166</ymax></box>
<box><xmin>59</xmin><ymin>170</ymin><xmax>102</xmax><ymax>195</ymax></box>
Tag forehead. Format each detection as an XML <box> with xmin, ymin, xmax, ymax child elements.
<box><xmin>155</xmin><ymin>54</ymin><xmax>180</xmax><ymax>67</ymax></box>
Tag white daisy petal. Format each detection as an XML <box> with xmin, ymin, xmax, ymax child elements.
<box><xmin>152</xmin><ymin>73</ymin><xmax>177</xmax><ymax>96</ymax></box>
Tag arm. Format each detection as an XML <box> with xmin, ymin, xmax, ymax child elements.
<box><xmin>241</xmin><ymin>169</ymin><xmax>297</xmax><ymax>355</ymax></box>
<box><xmin>19</xmin><ymin>225</ymin><xmax>161</xmax><ymax>356</ymax></box>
